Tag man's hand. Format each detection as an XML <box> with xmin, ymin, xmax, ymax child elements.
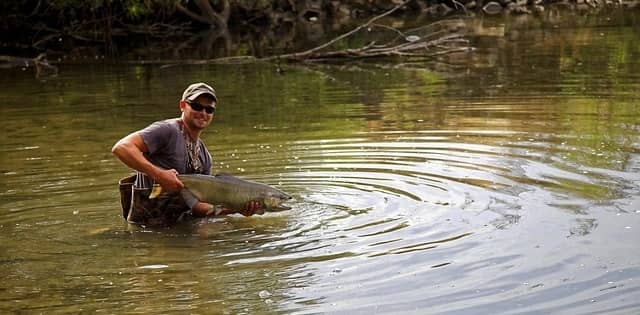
<box><xmin>192</xmin><ymin>202</ymin><xmax>216</xmax><ymax>216</ymax></box>
<box><xmin>111</xmin><ymin>132</ymin><xmax>185</xmax><ymax>193</ymax></box>
<box><xmin>193</xmin><ymin>200</ymin><xmax>264</xmax><ymax>217</ymax></box>
<box><xmin>154</xmin><ymin>168</ymin><xmax>184</xmax><ymax>192</ymax></box>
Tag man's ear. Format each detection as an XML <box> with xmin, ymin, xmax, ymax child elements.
<box><xmin>179</xmin><ymin>100</ymin><xmax>187</xmax><ymax>111</ymax></box>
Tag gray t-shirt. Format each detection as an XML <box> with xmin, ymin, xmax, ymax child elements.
<box><xmin>135</xmin><ymin>118</ymin><xmax>212</xmax><ymax>208</ymax></box>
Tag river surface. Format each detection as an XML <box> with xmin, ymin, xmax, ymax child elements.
<box><xmin>1</xmin><ymin>10</ymin><xmax>639</xmax><ymax>314</ymax></box>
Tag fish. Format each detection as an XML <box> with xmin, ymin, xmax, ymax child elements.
<box><xmin>150</xmin><ymin>173</ymin><xmax>292</xmax><ymax>213</ymax></box>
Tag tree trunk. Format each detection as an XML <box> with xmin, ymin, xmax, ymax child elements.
<box><xmin>176</xmin><ymin>0</ymin><xmax>230</xmax><ymax>29</ymax></box>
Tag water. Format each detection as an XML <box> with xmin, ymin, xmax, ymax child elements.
<box><xmin>2</xmin><ymin>10</ymin><xmax>640</xmax><ymax>314</ymax></box>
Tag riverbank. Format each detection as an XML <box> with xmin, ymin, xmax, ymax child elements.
<box><xmin>1</xmin><ymin>0</ymin><xmax>638</xmax><ymax>69</ymax></box>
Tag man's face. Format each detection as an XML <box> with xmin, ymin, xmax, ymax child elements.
<box><xmin>182</xmin><ymin>94</ymin><xmax>216</xmax><ymax>130</ymax></box>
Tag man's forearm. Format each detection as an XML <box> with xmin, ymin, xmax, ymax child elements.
<box><xmin>113</xmin><ymin>144</ymin><xmax>158</xmax><ymax>178</ymax></box>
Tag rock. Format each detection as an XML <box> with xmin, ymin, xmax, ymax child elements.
<box><xmin>483</xmin><ymin>1</ymin><xmax>504</xmax><ymax>14</ymax></box>
<box><xmin>465</xmin><ymin>1</ymin><xmax>477</xmax><ymax>9</ymax></box>
<box><xmin>405</xmin><ymin>35</ymin><xmax>421</xmax><ymax>42</ymax></box>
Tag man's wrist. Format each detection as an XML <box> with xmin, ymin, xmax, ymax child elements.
<box><xmin>146</xmin><ymin>165</ymin><xmax>162</xmax><ymax>182</ymax></box>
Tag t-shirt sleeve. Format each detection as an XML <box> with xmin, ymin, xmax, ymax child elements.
<box><xmin>138</xmin><ymin>120</ymin><xmax>175</xmax><ymax>154</ymax></box>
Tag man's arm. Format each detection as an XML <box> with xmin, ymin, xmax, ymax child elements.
<box><xmin>111</xmin><ymin>132</ymin><xmax>184</xmax><ymax>192</ymax></box>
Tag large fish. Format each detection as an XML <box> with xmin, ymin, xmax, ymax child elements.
<box><xmin>152</xmin><ymin>173</ymin><xmax>292</xmax><ymax>214</ymax></box>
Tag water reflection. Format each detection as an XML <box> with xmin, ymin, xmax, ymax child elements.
<box><xmin>1</xmin><ymin>9</ymin><xmax>640</xmax><ymax>314</ymax></box>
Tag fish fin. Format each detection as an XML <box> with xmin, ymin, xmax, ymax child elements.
<box><xmin>272</xmin><ymin>205</ymin><xmax>292</xmax><ymax>211</ymax></box>
<box><xmin>149</xmin><ymin>184</ymin><xmax>162</xmax><ymax>199</ymax></box>
<box><xmin>214</xmin><ymin>173</ymin><xmax>235</xmax><ymax>178</ymax></box>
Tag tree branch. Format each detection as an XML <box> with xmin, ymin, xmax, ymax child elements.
<box><xmin>273</xmin><ymin>0</ymin><xmax>413</xmax><ymax>61</ymax></box>
<box><xmin>176</xmin><ymin>0</ymin><xmax>229</xmax><ymax>28</ymax></box>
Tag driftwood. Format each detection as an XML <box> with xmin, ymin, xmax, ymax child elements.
<box><xmin>271</xmin><ymin>23</ymin><xmax>469</xmax><ymax>62</ymax></box>
<box><xmin>268</xmin><ymin>0</ymin><xmax>468</xmax><ymax>61</ymax></box>
<box><xmin>269</xmin><ymin>0</ymin><xmax>470</xmax><ymax>62</ymax></box>
<box><xmin>0</xmin><ymin>53</ymin><xmax>58</xmax><ymax>77</ymax></box>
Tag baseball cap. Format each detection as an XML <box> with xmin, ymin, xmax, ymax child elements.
<box><xmin>181</xmin><ymin>82</ymin><xmax>218</xmax><ymax>103</ymax></box>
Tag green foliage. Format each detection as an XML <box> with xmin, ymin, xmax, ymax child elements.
<box><xmin>124</xmin><ymin>0</ymin><xmax>154</xmax><ymax>19</ymax></box>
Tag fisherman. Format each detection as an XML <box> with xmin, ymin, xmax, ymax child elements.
<box><xmin>112</xmin><ymin>82</ymin><xmax>262</xmax><ymax>226</ymax></box>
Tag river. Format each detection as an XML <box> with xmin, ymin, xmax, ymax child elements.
<box><xmin>1</xmin><ymin>9</ymin><xmax>639</xmax><ymax>314</ymax></box>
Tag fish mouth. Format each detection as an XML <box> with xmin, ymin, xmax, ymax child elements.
<box><xmin>269</xmin><ymin>200</ymin><xmax>291</xmax><ymax>212</ymax></box>
<box><xmin>263</xmin><ymin>193</ymin><xmax>292</xmax><ymax>212</ymax></box>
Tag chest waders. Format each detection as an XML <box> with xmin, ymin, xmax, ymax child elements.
<box><xmin>118</xmin><ymin>174</ymin><xmax>191</xmax><ymax>227</ymax></box>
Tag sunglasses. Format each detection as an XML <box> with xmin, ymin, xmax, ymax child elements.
<box><xmin>186</xmin><ymin>101</ymin><xmax>216</xmax><ymax>114</ymax></box>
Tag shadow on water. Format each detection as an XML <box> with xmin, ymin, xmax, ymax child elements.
<box><xmin>1</xmin><ymin>8</ymin><xmax>640</xmax><ymax>314</ymax></box>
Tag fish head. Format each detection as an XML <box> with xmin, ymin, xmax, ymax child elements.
<box><xmin>263</xmin><ymin>190</ymin><xmax>293</xmax><ymax>211</ymax></box>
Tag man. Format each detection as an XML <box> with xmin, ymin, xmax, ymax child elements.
<box><xmin>112</xmin><ymin>82</ymin><xmax>261</xmax><ymax>226</ymax></box>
